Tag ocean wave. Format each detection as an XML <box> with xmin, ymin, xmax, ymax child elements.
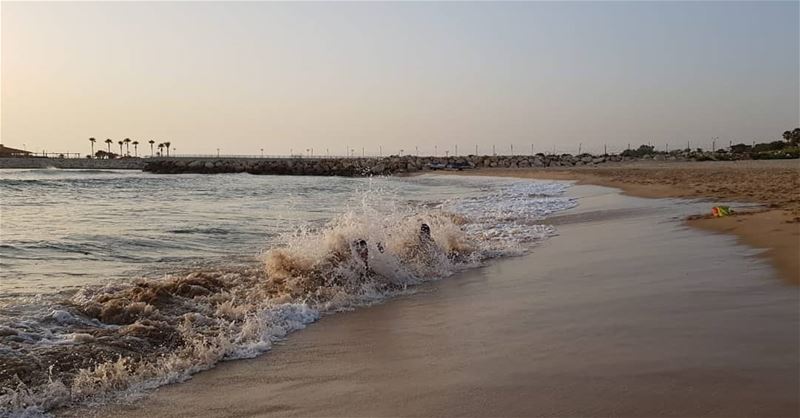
<box><xmin>0</xmin><ymin>178</ymin><xmax>576</xmax><ymax>416</ymax></box>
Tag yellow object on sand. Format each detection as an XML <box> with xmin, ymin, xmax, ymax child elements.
<box><xmin>711</xmin><ymin>206</ymin><xmax>733</xmax><ymax>217</ymax></box>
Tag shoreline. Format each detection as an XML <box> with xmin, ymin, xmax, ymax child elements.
<box><xmin>436</xmin><ymin>161</ymin><xmax>799</xmax><ymax>284</ymax></box>
<box><xmin>72</xmin><ymin>182</ymin><xmax>799</xmax><ymax>418</ymax></box>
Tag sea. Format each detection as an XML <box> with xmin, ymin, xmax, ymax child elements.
<box><xmin>0</xmin><ymin>168</ymin><xmax>576</xmax><ymax>415</ymax></box>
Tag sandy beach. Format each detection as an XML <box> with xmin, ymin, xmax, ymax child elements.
<box><xmin>73</xmin><ymin>179</ymin><xmax>799</xmax><ymax>418</ymax></box>
<box><xmin>442</xmin><ymin>160</ymin><xmax>800</xmax><ymax>284</ymax></box>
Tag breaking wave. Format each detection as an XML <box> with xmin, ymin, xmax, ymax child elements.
<box><xmin>0</xmin><ymin>177</ymin><xmax>575</xmax><ymax>416</ymax></box>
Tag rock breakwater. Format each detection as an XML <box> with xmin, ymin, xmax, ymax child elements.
<box><xmin>144</xmin><ymin>154</ymin><xmax>636</xmax><ymax>176</ymax></box>
<box><xmin>143</xmin><ymin>146</ymin><xmax>792</xmax><ymax>176</ymax></box>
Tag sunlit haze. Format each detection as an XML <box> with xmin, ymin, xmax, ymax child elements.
<box><xmin>2</xmin><ymin>1</ymin><xmax>798</xmax><ymax>156</ymax></box>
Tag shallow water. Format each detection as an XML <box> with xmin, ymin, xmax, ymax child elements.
<box><xmin>0</xmin><ymin>169</ymin><xmax>576</xmax><ymax>415</ymax></box>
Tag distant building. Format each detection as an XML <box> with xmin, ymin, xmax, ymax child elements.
<box><xmin>0</xmin><ymin>145</ymin><xmax>33</xmax><ymax>157</ymax></box>
<box><xmin>0</xmin><ymin>144</ymin><xmax>33</xmax><ymax>157</ymax></box>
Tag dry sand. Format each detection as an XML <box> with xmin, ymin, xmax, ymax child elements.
<box><xmin>75</xmin><ymin>183</ymin><xmax>799</xmax><ymax>418</ymax></box>
<box><xmin>442</xmin><ymin>160</ymin><xmax>800</xmax><ymax>284</ymax></box>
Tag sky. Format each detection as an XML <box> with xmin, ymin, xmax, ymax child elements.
<box><xmin>1</xmin><ymin>1</ymin><xmax>798</xmax><ymax>156</ymax></box>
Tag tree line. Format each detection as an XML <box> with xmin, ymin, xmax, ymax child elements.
<box><xmin>621</xmin><ymin>128</ymin><xmax>799</xmax><ymax>159</ymax></box>
<box><xmin>88</xmin><ymin>138</ymin><xmax>173</xmax><ymax>159</ymax></box>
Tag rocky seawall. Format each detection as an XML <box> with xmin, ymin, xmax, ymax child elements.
<box><xmin>144</xmin><ymin>154</ymin><xmax>653</xmax><ymax>176</ymax></box>
<box><xmin>0</xmin><ymin>157</ymin><xmax>145</xmax><ymax>170</ymax></box>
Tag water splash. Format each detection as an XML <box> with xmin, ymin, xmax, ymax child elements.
<box><xmin>0</xmin><ymin>176</ymin><xmax>576</xmax><ymax>416</ymax></box>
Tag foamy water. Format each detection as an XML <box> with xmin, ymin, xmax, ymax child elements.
<box><xmin>0</xmin><ymin>169</ymin><xmax>575</xmax><ymax>416</ymax></box>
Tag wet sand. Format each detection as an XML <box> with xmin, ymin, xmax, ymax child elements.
<box><xmin>443</xmin><ymin>160</ymin><xmax>800</xmax><ymax>284</ymax></box>
<box><xmin>81</xmin><ymin>184</ymin><xmax>799</xmax><ymax>418</ymax></box>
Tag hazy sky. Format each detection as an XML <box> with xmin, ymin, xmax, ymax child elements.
<box><xmin>2</xmin><ymin>1</ymin><xmax>798</xmax><ymax>156</ymax></box>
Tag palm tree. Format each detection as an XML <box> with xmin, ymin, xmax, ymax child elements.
<box><xmin>123</xmin><ymin>138</ymin><xmax>131</xmax><ymax>156</ymax></box>
<box><xmin>89</xmin><ymin>138</ymin><xmax>96</xmax><ymax>157</ymax></box>
<box><xmin>148</xmin><ymin>140</ymin><xmax>155</xmax><ymax>156</ymax></box>
<box><xmin>157</xmin><ymin>143</ymin><xmax>164</xmax><ymax>156</ymax></box>
<box><xmin>118</xmin><ymin>140</ymin><xmax>123</xmax><ymax>156</ymax></box>
<box><xmin>163</xmin><ymin>141</ymin><xmax>171</xmax><ymax>157</ymax></box>
<box><xmin>105</xmin><ymin>138</ymin><xmax>113</xmax><ymax>153</ymax></box>
<box><xmin>132</xmin><ymin>141</ymin><xmax>139</xmax><ymax>157</ymax></box>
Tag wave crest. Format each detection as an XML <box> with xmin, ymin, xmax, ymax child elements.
<box><xmin>0</xmin><ymin>178</ymin><xmax>575</xmax><ymax>416</ymax></box>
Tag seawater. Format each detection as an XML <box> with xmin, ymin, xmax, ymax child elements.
<box><xmin>0</xmin><ymin>169</ymin><xmax>575</xmax><ymax>416</ymax></box>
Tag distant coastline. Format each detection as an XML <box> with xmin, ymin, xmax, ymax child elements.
<box><xmin>2</xmin><ymin>137</ymin><xmax>797</xmax><ymax>174</ymax></box>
